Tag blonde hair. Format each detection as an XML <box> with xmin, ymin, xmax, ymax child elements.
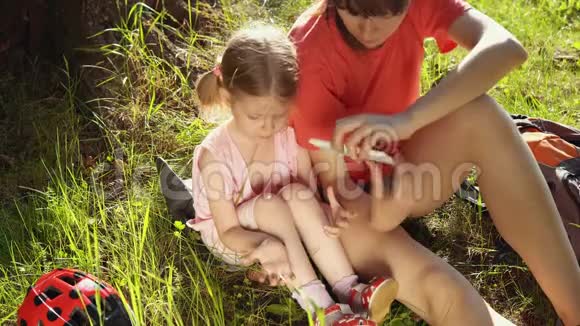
<box><xmin>196</xmin><ymin>25</ymin><xmax>298</xmax><ymax>109</ymax></box>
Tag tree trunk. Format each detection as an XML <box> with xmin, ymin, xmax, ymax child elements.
<box><xmin>0</xmin><ymin>0</ymin><xmax>214</xmax><ymax>65</ymax></box>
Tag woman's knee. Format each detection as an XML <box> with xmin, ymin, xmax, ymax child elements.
<box><xmin>454</xmin><ymin>95</ymin><xmax>514</xmax><ymax>138</ymax></box>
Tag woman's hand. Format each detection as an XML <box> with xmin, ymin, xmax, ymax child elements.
<box><xmin>323</xmin><ymin>186</ymin><xmax>358</xmax><ymax>238</ymax></box>
<box><xmin>241</xmin><ymin>237</ymin><xmax>294</xmax><ymax>286</ymax></box>
<box><xmin>332</xmin><ymin>111</ymin><xmax>417</xmax><ymax>162</ymax></box>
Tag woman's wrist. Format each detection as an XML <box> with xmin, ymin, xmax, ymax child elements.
<box><xmin>404</xmin><ymin>94</ymin><xmax>444</xmax><ymax>133</ymax></box>
<box><xmin>401</xmin><ymin>104</ymin><xmax>424</xmax><ymax>136</ymax></box>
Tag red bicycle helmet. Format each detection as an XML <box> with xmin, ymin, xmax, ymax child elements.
<box><xmin>17</xmin><ymin>268</ymin><xmax>132</xmax><ymax>326</ymax></box>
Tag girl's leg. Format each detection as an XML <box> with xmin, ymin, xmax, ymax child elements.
<box><xmin>248</xmin><ymin>193</ymin><xmax>318</xmax><ymax>286</ymax></box>
<box><xmin>278</xmin><ymin>183</ymin><xmax>398</xmax><ymax>322</ymax></box>
<box><xmin>396</xmin><ymin>94</ymin><xmax>580</xmax><ymax>324</ymax></box>
<box><xmin>278</xmin><ymin>183</ymin><xmax>357</xmax><ymax>285</ymax></box>
<box><xmin>249</xmin><ymin>193</ymin><xmax>345</xmax><ymax>315</ymax></box>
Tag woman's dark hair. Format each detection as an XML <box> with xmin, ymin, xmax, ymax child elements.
<box><xmin>313</xmin><ymin>0</ymin><xmax>410</xmax><ymax>49</ymax></box>
<box><xmin>328</xmin><ymin>0</ymin><xmax>409</xmax><ymax>17</ymax></box>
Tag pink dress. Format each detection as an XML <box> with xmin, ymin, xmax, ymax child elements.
<box><xmin>187</xmin><ymin>123</ymin><xmax>301</xmax><ymax>264</ymax></box>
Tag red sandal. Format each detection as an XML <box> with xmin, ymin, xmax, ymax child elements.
<box><xmin>348</xmin><ymin>277</ymin><xmax>399</xmax><ymax>323</ymax></box>
<box><xmin>315</xmin><ymin>303</ymin><xmax>377</xmax><ymax>326</ymax></box>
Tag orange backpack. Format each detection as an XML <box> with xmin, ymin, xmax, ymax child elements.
<box><xmin>516</xmin><ymin>117</ymin><xmax>580</xmax><ymax>167</ymax></box>
<box><xmin>514</xmin><ymin>116</ymin><xmax>580</xmax><ymax>260</ymax></box>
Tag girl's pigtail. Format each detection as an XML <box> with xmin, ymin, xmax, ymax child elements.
<box><xmin>196</xmin><ymin>68</ymin><xmax>223</xmax><ymax>108</ymax></box>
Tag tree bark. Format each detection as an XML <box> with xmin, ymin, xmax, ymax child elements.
<box><xmin>0</xmin><ymin>0</ymin><xmax>215</xmax><ymax>64</ymax></box>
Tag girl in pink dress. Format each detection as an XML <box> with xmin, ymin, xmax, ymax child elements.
<box><xmin>188</xmin><ymin>25</ymin><xmax>398</xmax><ymax>325</ymax></box>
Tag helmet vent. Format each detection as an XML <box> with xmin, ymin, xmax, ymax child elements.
<box><xmin>47</xmin><ymin>307</ymin><xmax>62</xmax><ymax>321</ymax></box>
<box><xmin>44</xmin><ymin>287</ymin><xmax>62</xmax><ymax>299</ymax></box>
<box><xmin>58</xmin><ymin>276</ymin><xmax>78</xmax><ymax>286</ymax></box>
<box><xmin>68</xmin><ymin>308</ymin><xmax>89</xmax><ymax>325</ymax></box>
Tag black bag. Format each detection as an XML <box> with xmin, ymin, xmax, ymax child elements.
<box><xmin>156</xmin><ymin>157</ymin><xmax>195</xmax><ymax>222</ymax></box>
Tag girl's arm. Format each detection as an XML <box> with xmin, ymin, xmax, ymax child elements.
<box><xmin>296</xmin><ymin>147</ymin><xmax>317</xmax><ymax>192</ymax></box>
<box><xmin>199</xmin><ymin>150</ymin><xmax>271</xmax><ymax>255</ymax></box>
<box><xmin>407</xmin><ymin>8</ymin><xmax>528</xmax><ymax>131</ymax></box>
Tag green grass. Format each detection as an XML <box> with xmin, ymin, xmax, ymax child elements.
<box><xmin>1</xmin><ymin>0</ymin><xmax>578</xmax><ymax>325</ymax></box>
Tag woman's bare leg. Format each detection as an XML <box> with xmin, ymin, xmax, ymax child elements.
<box><xmin>339</xmin><ymin>221</ymin><xmax>513</xmax><ymax>325</ymax></box>
<box><xmin>397</xmin><ymin>94</ymin><xmax>580</xmax><ymax>324</ymax></box>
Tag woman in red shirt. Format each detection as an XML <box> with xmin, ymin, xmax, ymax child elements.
<box><xmin>289</xmin><ymin>0</ymin><xmax>580</xmax><ymax>324</ymax></box>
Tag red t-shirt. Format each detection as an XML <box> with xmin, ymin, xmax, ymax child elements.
<box><xmin>289</xmin><ymin>0</ymin><xmax>471</xmax><ymax>182</ymax></box>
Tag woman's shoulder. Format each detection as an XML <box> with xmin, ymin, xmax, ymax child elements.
<box><xmin>290</xmin><ymin>8</ymin><xmax>348</xmax><ymax>86</ymax></box>
<box><xmin>290</xmin><ymin>4</ymin><xmax>332</xmax><ymax>54</ymax></box>
<box><xmin>406</xmin><ymin>0</ymin><xmax>471</xmax><ymax>26</ymax></box>
<box><xmin>404</xmin><ymin>0</ymin><xmax>471</xmax><ymax>52</ymax></box>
